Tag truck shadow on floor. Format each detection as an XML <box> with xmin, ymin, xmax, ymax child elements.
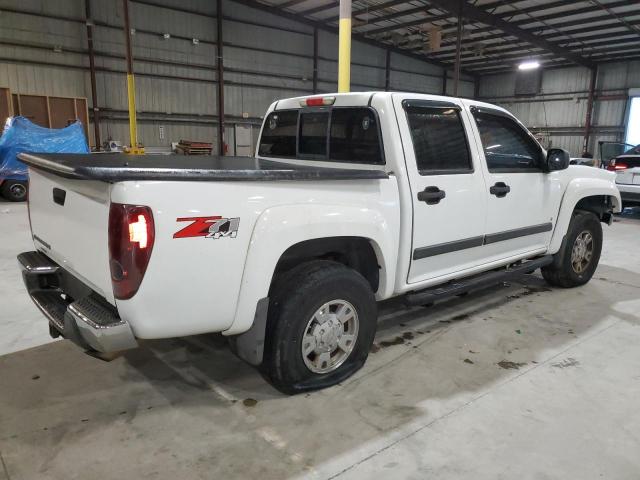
<box><xmin>1</xmin><ymin>264</ymin><xmax>639</xmax><ymax>479</ymax></box>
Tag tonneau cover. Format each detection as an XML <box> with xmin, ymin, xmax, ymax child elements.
<box><xmin>18</xmin><ymin>153</ymin><xmax>388</xmax><ymax>182</ymax></box>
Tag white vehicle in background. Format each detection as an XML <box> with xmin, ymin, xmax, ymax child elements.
<box><xmin>600</xmin><ymin>141</ymin><xmax>640</xmax><ymax>209</ymax></box>
<box><xmin>18</xmin><ymin>92</ymin><xmax>620</xmax><ymax>394</ymax></box>
<box><xmin>569</xmin><ymin>156</ymin><xmax>597</xmax><ymax>167</ymax></box>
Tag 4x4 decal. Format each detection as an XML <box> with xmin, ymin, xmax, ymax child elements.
<box><xmin>173</xmin><ymin>216</ymin><xmax>240</xmax><ymax>239</ymax></box>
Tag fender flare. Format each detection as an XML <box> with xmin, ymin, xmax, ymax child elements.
<box><xmin>223</xmin><ymin>203</ymin><xmax>399</xmax><ymax>336</ymax></box>
<box><xmin>548</xmin><ymin>177</ymin><xmax>621</xmax><ymax>254</ymax></box>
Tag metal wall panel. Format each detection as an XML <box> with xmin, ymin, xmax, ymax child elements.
<box><xmin>478</xmin><ymin>61</ymin><xmax>638</xmax><ymax>157</ymax></box>
<box><xmin>1</xmin><ymin>0</ymin><xmax>483</xmax><ymax>148</ymax></box>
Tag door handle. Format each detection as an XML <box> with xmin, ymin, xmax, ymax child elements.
<box><xmin>417</xmin><ymin>186</ymin><xmax>446</xmax><ymax>205</ymax></box>
<box><xmin>490</xmin><ymin>182</ymin><xmax>511</xmax><ymax>198</ymax></box>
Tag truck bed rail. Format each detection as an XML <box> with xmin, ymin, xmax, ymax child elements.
<box><xmin>18</xmin><ymin>153</ymin><xmax>389</xmax><ymax>182</ymax></box>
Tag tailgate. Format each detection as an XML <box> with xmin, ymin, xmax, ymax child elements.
<box><xmin>28</xmin><ymin>168</ymin><xmax>115</xmax><ymax>304</ymax></box>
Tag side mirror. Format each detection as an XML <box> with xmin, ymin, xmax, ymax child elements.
<box><xmin>546</xmin><ymin>148</ymin><xmax>570</xmax><ymax>171</ymax></box>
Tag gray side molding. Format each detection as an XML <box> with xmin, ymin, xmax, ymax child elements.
<box><xmin>233</xmin><ymin>297</ymin><xmax>270</xmax><ymax>366</ymax></box>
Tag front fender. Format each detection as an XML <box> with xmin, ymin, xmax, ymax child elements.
<box><xmin>548</xmin><ymin>176</ymin><xmax>621</xmax><ymax>254</ymax></box>
<box><xmin>223</xmin><ymin>202</ymin><xmax>399</xmax><ymax>335</ymax></box>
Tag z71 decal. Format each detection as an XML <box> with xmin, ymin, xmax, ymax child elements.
<box><xmin>173</xmin><ymin>216</ymin><xmax>240</xmax><ymax>239</ymax></box>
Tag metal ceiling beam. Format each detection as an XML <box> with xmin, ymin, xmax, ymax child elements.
<box><xmin>301</xmin><ymin>1</ymin><xmax>339</xmax><ymax>17</ymax></box>
<box><xmin>425</xmin><ymin>32</ymin><xmax>639</xmax><ymax>63</ymax></box>
<box><xmin>588</xmin><ymin>0</ymin><xmax>640</xmax><ymax>38</ymax></box>
<box><xmin>356</xmin><ymin>5</ymin><xmax>438</xmax><ymax>27</ymax></box>
<box><xmin>357</xmin><ymin>0</ymin><xmax>579</xmax><ymax>39</ymax></box>
<box><xmin>426</xmin><ymin>0</ymin><xmax>634</xmax><ymax>43</ymax></box>
<box><xmin>410</xmin><ymin>9</ymin><xmax>640</xmax><ymax>56</ymax></box>
<box><xmin>229</xmin><ymin>0</ymin><xmax>478</xmax><ymax>77</ymax></box>
<box><xmin>462</xmin><ymin>51</ymin><xmax>554</xmax><ymax>69</ymax></box>
<box><xmin>459</xmin><ymin>42</ymin><xmax>639</xmax><ymax>70</ymax></box>
<box><xmin>361</xmin><ymin>12</ymin><xmax>451</xmax><ymax>35</ymax></box>
<box><xmin>316</xmin><ymin>0</ymin><xmax>406</xmax><ymax>20</ymax></box>
<box><xmin>408</xmin><ymin>2</ymin><xmax>612</xmax><ymax>51</ymax></box>
<box><xmin>278</xmin><ymin>0</ymin><xmax>314</xmax><ymax>9</ymax></box>
<box><xmin>422</xmin><ymin>0</ymin><xmax>595</xmax><ymax>68</ymax></box>
<box><xmin>440</xmin><ymin>21</ymin><xmax>640</xmax><ymax>53</ymax></box>
<box><xmin>421</xmin><ymin>19</ymin><xmax>640</xmax><ymax>61</ymax></box>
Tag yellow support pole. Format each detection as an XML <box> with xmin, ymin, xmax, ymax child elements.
<box><xmin>338</xmin><ymin>0</ymin><xmax>351</xmax><ymax>93</ymax></box>
<box><xmin>126</xmin><ymin>73</ymin><xmax>138</xmax><ymax>149</ymax></box>
<box><xmin>122</xmin><ymin>0</ymin><xmax>143</xmax><ymax>154</ymax></box>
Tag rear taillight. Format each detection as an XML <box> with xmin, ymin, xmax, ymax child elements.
<box><xmin>108</xmin><ymin>203</ymin><xmax>155</xmax><ymax>300</ymax></box>
<box><xmin>607</xmin><ymin>159</ymin><xmax>628</xmax><ymax>171</ymax></box>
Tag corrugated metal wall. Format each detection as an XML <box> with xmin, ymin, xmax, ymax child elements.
<box><xmin>478</xmin><ymin>61</ymin><xmax>640</xmax><ymax>158</ymax></box>
<box><xmin>0</xmin><ymin>0</ymin><xmax>476</xmax><ymax>150</ymax></box>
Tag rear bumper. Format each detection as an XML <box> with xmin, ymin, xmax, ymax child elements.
<box><xmin>617</xmin><ymin>184</ymin><xmax>640</xmax><ymax>205</ymax></box>
<box><xmin>18</xmin><ymin>251</ymin><xmax>138</xmax><ymax>353</ymax></box>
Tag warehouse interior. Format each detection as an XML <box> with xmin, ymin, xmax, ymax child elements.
<box><xmin>1</xmin><ymin>0</ymin><xmax>638</xmax><ymax>156</ymax></box>
<box><xmin>1</xmin><ymin>0</ymin><xmax>640</xmax><ymax>479</ymax></box>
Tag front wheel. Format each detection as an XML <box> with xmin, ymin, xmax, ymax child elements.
<box><xmin>542</xmin><ymin>210</ymin><xmax>602</xmax><ymax>288</ymax></box>
<box><xmin>262</xmin><ymin>260</ymin><xmax>377</xmax><ymax>394</ymax></box>
<box><xmin>0</xmin><ymin>180</ymin><xmax>28</xmax><ymax>202</ymax></box>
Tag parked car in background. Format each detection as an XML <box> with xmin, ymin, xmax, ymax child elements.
<box><xmin>569</xmin><ymin>155</ymin><xmax>597</xmax><ymax>167</ymax></box>
<box><xmin>0</xmin><ymin>117</ymin><xmax>89</xmax><ymax>202</ymax></box>
<box><xmin>600</xmin><ymin>141</ymin><xmax>640</xmax><ymax>209</ymax></box>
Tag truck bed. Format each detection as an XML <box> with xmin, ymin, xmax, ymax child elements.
<box><xmin>18</xmin><ymin>153</ymin><xmax>388</xmax><ymax>182</ymax></box>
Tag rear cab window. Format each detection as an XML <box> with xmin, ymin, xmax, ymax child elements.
<box><xmin>258</xmin><ymin>107</ymin><xmax>384</xmax><ymax>165</ymax></box>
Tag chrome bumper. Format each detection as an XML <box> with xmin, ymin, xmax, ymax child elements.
<box><xmin>18</xmin><ymin>251</ymin><xmax>138</xmax><ymax>353</ymax></box>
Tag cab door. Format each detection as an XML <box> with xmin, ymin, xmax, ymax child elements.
<box><xmin>393</xmin><ymin>94</ymin><xmax>488</xmax><ymax>284</ymax></box>
<box><xmin>465</xmin><ymin>103</ymin><xmax>562</xmax><ymax>264</ymax></box>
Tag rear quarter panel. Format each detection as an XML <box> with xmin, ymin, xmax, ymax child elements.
<box><xmin>112</xmin><ymin>178</ymin><xmax>399</xmax><ymax>339</ymax></box>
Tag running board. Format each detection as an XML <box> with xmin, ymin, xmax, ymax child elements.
<box><xmin>404</xmin><ymin>255</ymin><xmax>553</xmax><ymax>307</ymax></box>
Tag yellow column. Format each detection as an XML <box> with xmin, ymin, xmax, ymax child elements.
<box><xmin>122</xmin><ymin>0</ymin><xmax>143</xmax><ymax>154</ymax></box>
<box><xmin>127</xmin><ymin>73</ymin><xmax>138</xmax><ymax>149</ymax></box>
<box><xmin>338</xmin><ymin>0</ymin><xmax>351</xmax><ymax>93</ymax></box>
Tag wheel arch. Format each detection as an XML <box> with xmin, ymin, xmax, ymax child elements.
<box><xmin>271</xmin><ymin>236</ymin><xmax>381</xmax><ymax>294</ymax></box>
<box><xmin>548</xmin><ymin>178</ymin><xmax>621</xmax><ymax>254</ymax></box>
<box><xmin>224</xmin><ymin>203</ymin><xmax>398</xmax><ymax>337</ymax></box>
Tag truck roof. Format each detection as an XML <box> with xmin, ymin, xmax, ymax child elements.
<box><xmin>273</xmin><ymin>91</ymin><xmax>510</xmax><ymax>117</ymax></box>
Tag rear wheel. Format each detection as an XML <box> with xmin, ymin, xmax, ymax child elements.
<box><xmin>0</xmin><ymin>180</ymin><xmax>28</xmax><ymax>202</ymax></box>
<box><xmin>542</xmin><ymin>210</ymin><xmax>602</xmax><ymax>288</ymax></box>
<box><xmin>262</xmin><ymin>260</ymin><xmax>377</xmax><ymax>394</ymax></box>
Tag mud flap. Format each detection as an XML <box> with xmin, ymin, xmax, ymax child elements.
<box><xmin>230</xmin><ymin>297</ymin><xmax>269</xmax><ymax>366</ymax></box>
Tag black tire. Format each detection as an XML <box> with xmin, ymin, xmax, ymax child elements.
<box><xmin>0</xmin><ymin>180</ymin><xmax>28</xmax><ymax>202</ymax></box>
<box><xmin>542</xmin><ymin>210</ymin><xmax>602</xmax><ymax>288</ymax></box>
<box><xmin>262</xmin><ymin>260</ymin><xmax>377</xmax><ymax>394</ymax></box>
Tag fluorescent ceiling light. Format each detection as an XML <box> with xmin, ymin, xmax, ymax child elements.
<box><xmin>518</xmin><ymin>61</ymin><xmax>540</xmax><ymax>70</ymax></box>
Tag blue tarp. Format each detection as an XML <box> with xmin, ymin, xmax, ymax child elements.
<box><xmin>0</xmin><ymin>116</ymin><xmax>90</xmax><ymax>181</ymax></box>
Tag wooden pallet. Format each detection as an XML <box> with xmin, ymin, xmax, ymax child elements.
<box><xmin>177</xmin><ymin>140</ymin><xmax>213</xmax><ymax>155</ymax></box>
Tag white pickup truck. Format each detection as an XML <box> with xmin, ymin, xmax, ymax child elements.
<box><xmin>18</xmin><ymin>92</ymin><xmax>621</xmax><ymax>394</ymax></box>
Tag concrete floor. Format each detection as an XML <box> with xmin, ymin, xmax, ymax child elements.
<box><xmin>1</xmin><ymin>198</ymin><xmax>640</xmax><ymax>480</ymax></box>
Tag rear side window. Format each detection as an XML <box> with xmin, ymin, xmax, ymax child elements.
<box><xmin>405</xmin><ymin>105</ymin><xmax>472</xmax><ymax>174</ymax></box>
<box><xmin>330</xmin><ymin>108</ymin><xmax>382</xmax><ymax>164</ymax></box>
<box><xmin>258</xmin><ymin>107</ymin><xmax>384</xmax><ymax>164</ymax></box>
<box><xmin>472</xmin><ymin>110</ymin><xmax>542</xmax><ymax>172</ymax></box>
<box><xmin>258</xmin><ymin>110</ymin><xmax>297</xmax><ymax>158</ymax></box>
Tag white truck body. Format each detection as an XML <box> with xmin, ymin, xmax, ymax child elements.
<box><xmin>19</xmin><ymin>92</ymin><xmax>621</xmax><ymax>391</ymax></box>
